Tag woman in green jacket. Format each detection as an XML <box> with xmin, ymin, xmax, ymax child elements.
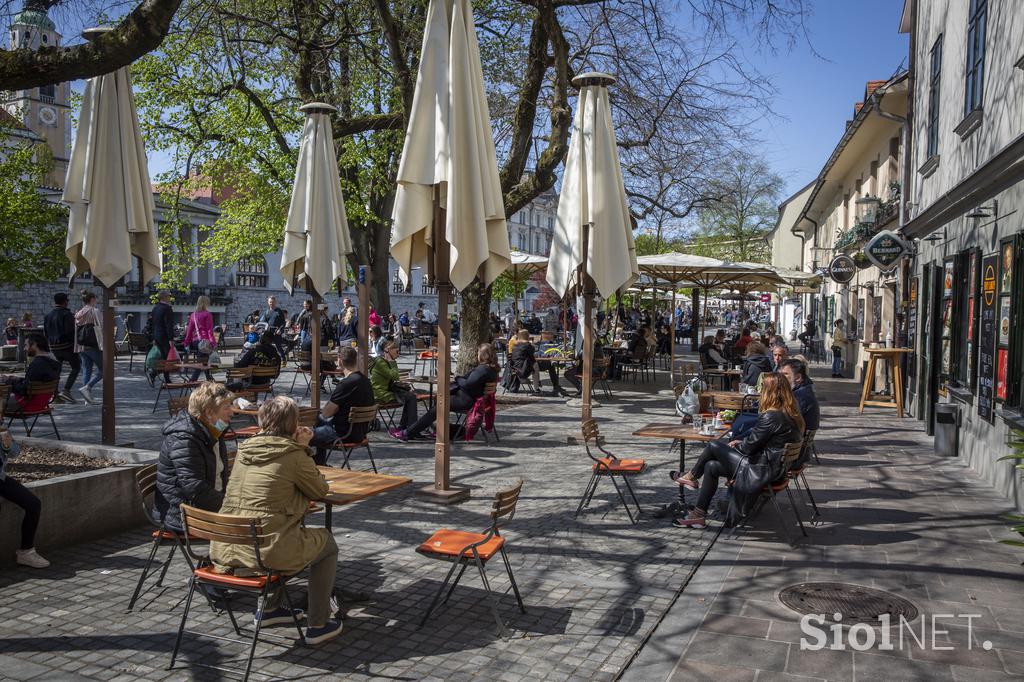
<box><xmin>369</xmin><ymin>339</ymin><xmax>419</xmax><ymax>429</ymax></box>
<box><xmin>210</xmin><ymin>396</ymin><xmax>342</xmax><ymax>645</ymax></box>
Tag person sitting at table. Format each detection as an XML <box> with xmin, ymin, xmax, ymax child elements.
<box><xmin>1</xmin><ymin>333</ymin><xmax>60</xmax><ymax>416</ymax></box>
<box><xmin>770</xmin><ymin>343</ymin><xmax>789</xmax><ymax>371</ymax></box>
<box><xmin>672</xmin><ymin>373</ymin><xmax>804</xmax><ymax>528</ymax></box>
<box><xmin>780</xmin><ymin>358</ymin><xmax>820</xmax><ymax>465</ymax></box>
<box><xmin>228</xmin><ymin>329</ymin><xmax>282</xmax><ymax>391</ymax></box>
<box><xmin>565</xmin><ymin>343</ymin><xmax>607</xmax><ymax>396</ymax></box>
<box><xmin>310</xmin><ymin>346</ymin><xmax>374</xmax><ymax>465</ymax></box>
<box><xmin>371</xmin><ymin>339</ymin><xmax>420</xmax><ymax>431</ymax></box>
<box><xmin>733</xmin><ymin>327</ymin><xmax>752</xmax><ymax>356</ymax></box>
<box><xmin>0</xmin><ymin>427</ymin><xmax>49</xmax><ymax>568</ymax></box>
<box><xmin>210</xmin><ymin>395</ymin><xmax>343</xmax><ymax>644</ymax></box>
<box><xmin>740</xmin><ymin>341</ymin><xmax>773</xmax><ymax>387</ymax></box>
<box><xmin>502</xmin><ymin>329</ymin><xmax>537</xmax><ymax>394</ymax></box>
<box><xmin>390</xmin><ymin>343</ymin><xmax>499</xmax><ymax>442</ymax></box>
<box><xmin>368</xmin><ymin>325</ymin><xmax>385</xmax><ymax>358</ymax></box>
<box><xmin>699</xmin><ymin>335</ymin><xmax>728</xmax><ymax>368</ymax></box>
<box><xmin>154</xmin><ymin>382</ymin><xmax>234</xmax><ymax>532</ymax></box>
<box><xmin>4</xmin><ymin>317</ymin><xmax>18</xmax><ymax>345</ymax></box>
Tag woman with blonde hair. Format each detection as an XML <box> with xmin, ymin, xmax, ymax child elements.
<box><xmin>672</xmin><ymin>373</ymin><xmax>804</xmax><ymax>529</ymax></box>
<box><xmin>184</xmin><ymin>295</ymin><xmax>217</xmax><ymax>380</ymax></box>
<box><xmin>336</xmin><ymin>303</ymin><xmax>358</xmax><ymax>344</ymax></box>
<box><xmin>153</xmin><ymin>382</ymin><xmax>234</xmax><ymax>532</ymax></box>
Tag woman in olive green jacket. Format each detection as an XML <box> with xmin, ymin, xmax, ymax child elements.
<box><xmin>369</xmin><ymin>339</ymin><xmax>419</xmax><ymax>429</ymax></box>
<box><xmin>211</xmin><ymin>396</ymin><xmax>343</xmax><ymax>643</ymax></box>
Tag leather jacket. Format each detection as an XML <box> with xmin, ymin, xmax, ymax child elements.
<box><xmin>728</xmin><ymin>410</ymin><xmax>802</xmax><ymax>522</ymax></box>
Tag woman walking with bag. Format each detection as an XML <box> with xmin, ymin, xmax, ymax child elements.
<box><xmin>74</xmin><ymin>290</ymin><xmax>103</xmax><ymax>405</ymax></box>
<box><xmin>183</xmin><ymin>295</ymin><xmax>216</xmax><ymax>381</ymax></box>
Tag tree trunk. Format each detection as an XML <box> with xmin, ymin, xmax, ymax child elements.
<box><xmin>457</xmin><ymin>278</ymin><xmax>491</xmax><ymax>375</ymax></box>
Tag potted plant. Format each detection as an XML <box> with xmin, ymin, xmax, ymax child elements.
<box><xmin>997</xmin><ymin>429</ymin><xmax>1024</xmax><ymax>560</ymax></box>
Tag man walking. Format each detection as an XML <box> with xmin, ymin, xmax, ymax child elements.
<box><xmin>44</xmin><ymin>293</ymin><xmax>79</xmax><ymax>403</ymax></box>
<box><xmin>259</xmin><ymin>296</ymin><xmax>288</xmax><ymax>357</ymax></box>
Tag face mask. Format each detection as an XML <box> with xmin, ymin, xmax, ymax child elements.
<box><xmin>213</xmin><ymin>419</ymin><xmax>230</xmax><ymax>432</ymax></box>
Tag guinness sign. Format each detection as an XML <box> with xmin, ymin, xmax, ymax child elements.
<box><xmin>864</xmin><ymin>230</ymin><xmax>910</xmax><ymax>271</ymax></box>
<box><xmin>829</xmin><ymin>255</ymin><xmax>857</xmax><ymax>284</ymax></box>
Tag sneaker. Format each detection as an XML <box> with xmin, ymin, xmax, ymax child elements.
<box><xmin>672</xmin><ymin>509</ymin><xmax>707</xmax><ymax>529</ymax></box>
<box><xmin>15</xmin><ymin>548</ymin><xmax>50</xmax><ymax>568</ymax></box>
<box><xmin>254</xmin><ymin>606</ymin><xmax>305</xmax><ymax>627</ymax></box>
<box><xmin>78</xmin><ymin>385</ymin><xmax>95</xmax><ymax>405</ymax></box>
<box><xmin>305</xmin><ymin>619</ymin><xmax>343</xmax><ymax>645</ymax></box>
<box><xmin>388</xmin><ymin>428</ymin><xmax>408</xmax><ymax>442</ymax></box>
<box><xmin>422</xmin><ymin>429</ymin><xmax>436</xmax><ymax>440</ymax></box>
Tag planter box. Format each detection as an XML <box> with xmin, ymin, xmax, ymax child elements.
<box><xmin>0</xmin><ymin>439</ymin><xmax>158</xmax><ymax>566</ymax></box>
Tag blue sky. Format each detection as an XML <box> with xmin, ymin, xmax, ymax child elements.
<box><xmin>749</xmin><ymin>0</ymin><xmax>909</xmax><ymax>199</ymax></box>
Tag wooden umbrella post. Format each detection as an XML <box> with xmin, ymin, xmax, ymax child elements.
<box><xmin>417</xmin><ymin>185</ymin><xmax>469</xmax><ymax>504</ymax></box>
<box><xmin>581</xmin><ymin>223</ymin><xmax>595</xmax><ymax>422</ymax></box>
<box><xmin>101</xmin><ymin>283</ymin><xmax>116</xmax><ymax>445</ymax></box>
<box><xmin>309</xmin><ymin>284</ymin><xmax>322</xmax><ymax>409</ymax></box>
<box><xmin>357</xmin><ymin>265</ymin><xmax>370</xmax><ymax>374</ymax></box>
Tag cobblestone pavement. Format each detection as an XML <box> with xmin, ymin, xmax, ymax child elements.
<box><xmin>624</xmin><ymin>376</ymin><xmax>1024</xmax><ymax>681</ymax></box>
<box><xmin>0</xmin><ymin>353</ymin><xmax>724</xmax><ymax>681</ymax></box>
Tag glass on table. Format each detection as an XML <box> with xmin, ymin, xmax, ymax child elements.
<box><xmin>692</xmin><ymin>413</ymin><xmax>704</xmax><ymax>432</ymax></box>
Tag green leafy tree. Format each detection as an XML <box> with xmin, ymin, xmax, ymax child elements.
<box><xmin>0</xmin><ymin>132</ymin><xmax>68</xmax><ymax>286</ymax></box>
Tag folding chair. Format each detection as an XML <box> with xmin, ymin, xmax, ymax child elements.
<box><xmin>127</xmin><ymin>333</ymin><xmax>152</xmax><ymax>373</ymax></box>
<box><xmin>788</xmin><ymin>430</ymin><xmax>821</xmax><ymax>519</ymax></box>
<box><xmin>6</xmin><ymin>380</ymin><xmax>60</xmax><ymax>439</ymax></box>
<box><xmin>803</xmin><ymin>428</ymin><xmax>821</xmax><ymax>464</ymax></box>
<box><xmin>223</xmin><ymin>366</ymin><xmax>253</xmax><ymax>389</ymax></box>
<box><xmin>455</xmin><ymin>382</ymin><xmax>500</xmax><ymax>443</ymax></box>
<box><xmin>574</xmin><ymin>419</ymin><xmax>645</xmax><ymax>524</ymax></box>
<box><xmin>151</xmin><ymin>360</ymin><xmax>202</xmax><ymax>413</ymax></box>
<box><xmin>594</xmin><ymin>356</ymin><xmax>613</xmax><ymax>398</ymax></box>
<box><xmin>416</xmin><ymin>480</ymin><xmax>526</xmax><ymax>638</ymax></box>
<box><xmin>324</xmin><ymin>405</ymin><xmax>379</xmax><ymax>472</ymax></box>
<box><xmin>247</xmin><ymin>366</ymin><xmax>280</xmax><ymax>398</ymax></box>
<box><xmin>729</xmin><ymin>442</ymin><xmax>808</xmax><ymax>544</ymax></box>
<box><xmin>127</xmin><ymin>464</ymin><xmax>206</xmax><ymax>612</ymax></box>
<box><xmin>289</xmin><ymin>351</ymin><xmax>312</xmax><ymax>394</ymax></box>
<box><xmin>169</xmin><ymin>505</ymin><xmax>306</xmax><ymax>682</ymax></box>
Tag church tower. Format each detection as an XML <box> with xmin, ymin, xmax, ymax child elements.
<box><xmin>2</xmin><ymin>3</ymin><xmax>70</xmax><ymax>187</ymax></box>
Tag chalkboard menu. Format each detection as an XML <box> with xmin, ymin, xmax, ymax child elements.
<box><xmin>977</xmin><ymin>253</ymin><xmax>998</xmax><ymax>423</ymax></box>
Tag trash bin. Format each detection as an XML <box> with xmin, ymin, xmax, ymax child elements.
<box><xmin>934</xmin><ymin>403</ymin><xmax>959</xmax><ymax>457</ymax></box>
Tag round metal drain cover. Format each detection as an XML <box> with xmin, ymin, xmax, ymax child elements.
<box><xmin>778</xmin><ymin>582</ymin><xmax>919</xmax><ymax>624</ymax></box>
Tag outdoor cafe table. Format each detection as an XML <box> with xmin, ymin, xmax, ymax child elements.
<box><xmin>703</xmin><ymin>367</ymin><xmax>740</xmax><ymax>390</ymax></box>
<box><xmin>632</xmin><ymin>422</ymin><xmax>729</xmax><ymax>517</ymax></box>
<box><xmin>407</xmin><ymin>374</ymin><xmax>440</xmax><ymax>407</ymax></box>
<box><xmin>534</xmin><ymin>354</ymin><xmax>573</xmax><ymax>393</ymax></box>
<box><xmin>316</xmin><ymin>467</ymin><xmax>412</xmax><ymax>531</ymax></box>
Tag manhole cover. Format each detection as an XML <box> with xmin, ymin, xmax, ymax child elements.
<box><xmin>778</xmin><ymin>582</ymin><xmax>919</xmax><ymax>624</ymax></box>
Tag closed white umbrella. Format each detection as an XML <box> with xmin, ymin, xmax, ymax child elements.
<box><xmin>391</xmin><ymin>0</ymin><xmax>510</xmax><ymax>502</ymax></box>
<box><xmin>62</xmin><ymin>26</ymin><xmax>161</xmax><ymax>445</ymax></box>
<box><xmin>546</xmin><ymin>72</ymin><xmax>638</xmax><ymax>420</ymax></box>
<box><xmin>281</xmin><ymin>102</ymin><xmax>354</xmax><ymax>408</ymax></box>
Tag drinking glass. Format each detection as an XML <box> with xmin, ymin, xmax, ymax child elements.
<box><xmin>692</xmin><ymin>414</ymin><xmax>704</xmax><ymax>432</ymax></box>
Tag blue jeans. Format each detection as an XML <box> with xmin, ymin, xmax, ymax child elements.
<box><xmin>831</xmin><ymin>346</ymin><xmax>842</xmax><ymax>375</ymax></box>
<box><xmin>80</xmin><ymin>348</ymin><xmax>102</xmax><ymax>388</ymax></box>
<box><xmin>310</xmin><ymin>418</ymin><xmax>339</xmax><ymax>466</ymax></box>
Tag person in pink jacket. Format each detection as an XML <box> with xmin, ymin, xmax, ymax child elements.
<box><xmin>368</xmin><ymin>307</ymin><xmax>381</xmax><ymax>329</ymax></box>
<box><xmin>184</xmin><ymin>295</ymin><xmax>217</xmax><ymax>380</ymax></box>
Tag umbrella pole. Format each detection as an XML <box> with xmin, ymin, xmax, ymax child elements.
<box><xmin>581</xmin><ymin>223</ymin><xmax>594</xmax><ymax>422</ymax></box>
<box><xmin>310</xmin><ymin>286</ymin><xmax>322</xmax><ymax>409</ymax></box>
<box><xmin>691</xmin><ymin>288</ymin><xmax>700</xmax><ymax>351</ymax></box>
<box><xmin>418</xmin><ymin>186</ymin><xmax>468</xmax><ymax>504</ymax></box>
<box><xmin>670</xmin><ymin>289</ymin><xmax>676</xmax><ymax>386</ymax></box>
<box><xmin>101</xmin><ymin>284</ymin><xmax>116</xmax><ymax>445</ymax></box>
<box><xmin>357</xmin><ymin>265</ymin><xmax>370</xmax><ymax>374</ymax></box>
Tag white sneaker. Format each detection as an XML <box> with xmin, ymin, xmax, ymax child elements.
<box><xmin>15</xmin><ymin>548</ymin><xmax>50</xmax><ymax>568</ymax></box>
<box><xmin>78</xmin><ymin>385</ymin><xmax>95</xmax><ymax>405</ymax></box>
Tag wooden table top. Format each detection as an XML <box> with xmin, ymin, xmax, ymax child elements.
<box><xmin>407</xmin><ymin>375</ymin><xmax>440</xmax><ymax>384</ymax></box>
<box><xmin>535</xmin><ymin>355</ymin><xmax>573</xmax><ymax>363</ymax></box>
<box><xmin>632</xmin><ymin>422</ymin><xmax>729</xmax><ymax>442</ymax></box>
<box><xmin>863</xmin><ymin>347</ymin><xmax>912</xmax><ymax>355</ymax></box>
<box><xmin>316</xmin><ymin>467</ymin><xmax>412</xmax><ymax>506</ymax></box>
<box><xmin>703</xmin><ymin>368</ymin><xmax>742</xmax><ymax>376</ymax></box>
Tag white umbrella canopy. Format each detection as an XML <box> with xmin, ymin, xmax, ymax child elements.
<box><xmin>547</xmin><ymin>74</ymin><xmax>639</xmax><ymax>300</ymax></box>
<box><xmin>63</xmin><ymin>53</ymin><xmax>160</xmax><ymax>286</ymax></box>
<box><xmin>280</xmin><ymin>102</ymin><xmax>354</xmax><ymax>408</ymax></box>
<box><xmin>508</xmin><ymin>250</ymin><xmax>548</xmax><ymax>278</ymax></box>
<box><xmin>280</xmin><ymin>102</ymin><xmax>353</xmax><ymax>297</ymax></box>
<box><xmin>391</xmin><ymin>0</ymin><xmax>510</xmax><ymax>290</ymax></box>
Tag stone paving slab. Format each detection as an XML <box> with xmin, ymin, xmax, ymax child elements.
<box><xmin>623</xmin><ymin>376</ymin><xmax>1024</xmax><ymax>682</ymax></box>
<box><xmin>0</xmin><ymin>357</ymin><xmax>723</xmax><ymax>680</ymax></box>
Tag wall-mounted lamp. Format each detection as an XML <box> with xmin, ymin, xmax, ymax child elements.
<box><xmin>924</xmin><ymin>229</ymin><xmax>945</xmax><ymax>243</ymax></box>
<box><xmin>965</xmin><ymin>200</ymin><xmax>998</xmax><ymax>219</ymax></box>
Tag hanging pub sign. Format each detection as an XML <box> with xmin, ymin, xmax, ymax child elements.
<box><xmin>829</xmin><ymin>255</ymin><xmax>857</xmax><ymax>284</ymax></box>
<box><xmin>864</xmin><ymin>230</ymin><xmax>911</xmax><ymax>271</ymax></box>
<box><xmin>977</xmin><ymin>253</ymin><xmax>998</xmax><ymax>424</ymax></box>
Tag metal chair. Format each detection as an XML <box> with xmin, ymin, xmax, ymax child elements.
<box><xmin>729</xmin><ymin>441</ymin><xmax>808</xmax><ymax>544</ymax></box>
<box><xmin>324</xmin><ymin>405</ymin><xmax>379</xmax><ymax>472</ymax></box>
<box><xmin>151</xmin><ymin>360</ymin><xmax>202</xmax><ymax>413</ymax></box>
<box><xmin>289</xmin><ymin>351</ymin><xmax>313</xmax><ymax>394</ymax></box>
<box><xmin>574</xmin><ymin>419</ymin><xmax>645</xmax><ymax>524</ymax></box>
<box><xmin>416</xmin><ymin>480</ymin><xmax>526</xmax><ymax>638</ymax></box>
<box><xmin>127</xmin><ymin>333</ymin><xmax>152</xmax><ymax>373</ymax></box>
<box><xmin>169</xmin><ymin>505</ymin><xmax>306</xmax><ymax>682</ymax></box>
<box><xmin>6</xmin><ymin>380</ymin><xmax>60</xmax><ymax>438</ymax></box>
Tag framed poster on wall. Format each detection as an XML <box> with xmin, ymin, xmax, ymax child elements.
<box><xmin>978</xmin><ymin>253</ymin><xmax>998</xmax><ymax>423</ymax></box>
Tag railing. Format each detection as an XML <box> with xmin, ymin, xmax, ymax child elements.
<box><xmin>114</xmin><ymin>283</ymin><xmax>233</xmax><ymax>306</ymax></box>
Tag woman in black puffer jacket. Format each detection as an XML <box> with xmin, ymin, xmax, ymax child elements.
<box><xmin>673</xmin><ymin>373</ymin><xmax>804</xmax><ymax>528</ymax></box>
<box><xmin>154</xmin><ymin>383</ymin><xmax>234</xmax><ymax>532</ymax></box>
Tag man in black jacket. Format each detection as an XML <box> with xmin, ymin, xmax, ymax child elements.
<box><xmin>1</xmin><ymin>334</ymin><xmax>61</xmax><ymax>415</ymax></box>
<box><xmin>44</xmin><ymin>292</ymin><xmax>79</xmax><ymax>403</ymax></box>
<box><xmin>150</xmin><ymin>291</ymin><xmax>176</xmax><ymax>383</ymax></box>
<box><xmin>310</xmin><ymin>346</ymin><xmax>375</xmax><ymax>465</ymax></box>
<box><xmin>780</xmin><ymin>358</ymin><xmax>820</xmax><ymax>432</ymax></box>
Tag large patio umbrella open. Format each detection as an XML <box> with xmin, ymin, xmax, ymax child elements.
<box><xmin>63</xmin><ymin>27</ymin><xmax>161</xmax><ymax>445</ymax></box>
<box><xmin>506</xmin><ymin>250</ymin><xmax>548</xmax><ymax>317</ymax></box>
<box><xmin>391</xmin><ymin>0</ymin><xmax>511</xmax><ymax>503</ymax></box>
<box><xmin>281</xmin><ymin>102</ymin><xmax>353</xmax><ymax>409</ymax></box>
<box><xmin>547</xmin><ymin>72</ymin><xmax>639</xmax><ymax>421</ymax></box>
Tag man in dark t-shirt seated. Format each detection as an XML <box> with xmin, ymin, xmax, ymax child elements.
<box><xmin>310</xmin><ymin>347</ymin><xmax>374</xmax><ymax>466</ymax></box>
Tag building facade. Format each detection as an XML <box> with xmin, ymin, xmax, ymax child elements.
<box><xmin>769</xmin><ymin>182</ymin><xmax>815</xmax><ymax>336</ymax></box>
<box><xmin>899</xmin><ymin>0</ymin><xmax>1024</xmax><ymax>506</ymax></box>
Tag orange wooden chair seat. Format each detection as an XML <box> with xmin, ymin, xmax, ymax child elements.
<box><xmin>152</xmin><ymin>529</ymin><xmax>204</xmax><ymax>542</ymax></box>
<box><xmin>193</xmin><ymin>565</ymin><xmax>279</xmax><ymax>590</ymax></box>
<box><xmin>225</xmin><ymin>426</ymin><xmax>261</xmax><ymax>440</ymax></box>
<box><xmin>593</xmin><ymin>456</ymin><xmax>645</xmax><ymax>474</ymax></box>
<box><xmin>417</xmin><ymin>529</ymin><xmax>506</xmax><ymax>561</ymax></box>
